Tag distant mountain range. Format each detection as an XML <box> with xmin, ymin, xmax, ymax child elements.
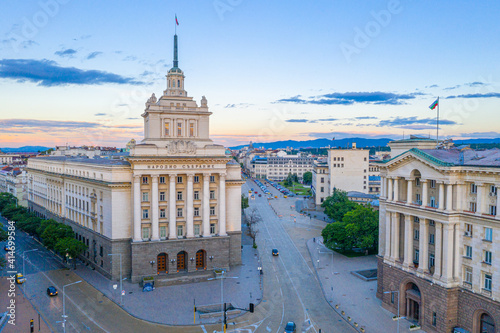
<box><xmin>1</xmin><ymin>146</ymin><xmax>52</xmax><ymax>153</ymax></box>
<box><xmin>230</xmin><ymin>137</ymin><xmax>500</xmax><ymax>150</ymax></box>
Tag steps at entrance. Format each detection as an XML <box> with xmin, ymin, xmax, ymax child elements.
<box><xmin>155</xmin><ymin>270</ymin><xmax>214</xmax><ymax>287</ymax></box>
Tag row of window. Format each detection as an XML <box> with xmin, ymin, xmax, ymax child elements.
<box><xmin>142</xmin><ymin>206</ymin><xmax>216</xmax><ymax>219</ymax></box>
<box><xmin>142</xmin><ymin>223</ymin><xmax>216</xmax><ymax>239</ymax></box>
<box><xmin>464</xmin><ymin>266</ymin><xmax>493</xmax><ymax>292</ymax></box>
<box><xmin>142</xmin><ymin>175</ymin><xmax>216</xmax><ymax>184</ymax></box>
<box><xmin>464</xmin><ymin>245</ymin><xmax>493</xmax><ymax>264</ymax></box>
<box><xmin>164</xmin><ymin>120</ymin><xmax>196</xmax><ymax>137</ymax></box>
<box><xmin>464</xmin><ymin>223</ymin><xmax>494</xmax><ymax>241</ymax></box>
<box><xmin>142</xmin><ymin>190</ymin><xmax>217</xmax><ymax>202</ymax></box>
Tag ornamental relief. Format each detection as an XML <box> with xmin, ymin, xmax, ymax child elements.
<box><xmin>166</xmin><ymin>140</ymin><xmax>197</xmax><ymax>155</ymax></box>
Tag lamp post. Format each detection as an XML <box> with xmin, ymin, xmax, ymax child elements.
<box><xmin>108</xmin><ymin>253</ymin><xmax>123</xmax><ymax>305</ymax></box>
<box><xmin>208</xmin><ymin>269</ymin><xmax>238</xmax><ymax>333</ymax></box>
<box><xmin>62</xmin><ymin>280</ymin><xmax>82</xmax><ymax>333</ymax></box>
<box><xmin>384</xmin><ymin>290</ymin><xmax>400</xmax><ymax>333</ymax></box>
<box><xmin>23</xmin><ymin>249</ymin><xmax>38</xmax><ymax>292</ymax></box>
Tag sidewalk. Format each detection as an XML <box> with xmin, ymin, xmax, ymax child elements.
<box><xmin>0</xmin><ymin>276</ymin><xmax>53</xmax><ymax>333</ymax></box>
<box><xmin>307</xmin><ymin>237</ymin><xmax>424</xmax><ymax>333</ymax></box>
<box><xmin>72</xmin><ymin>243</ymin><xmax>263</xmax><ymax>326</ymax></box>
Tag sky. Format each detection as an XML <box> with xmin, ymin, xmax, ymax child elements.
<box><xmin>1</xmin><ymin>0</ymin><xmax>500</xmax><ymax>148</ymax></box>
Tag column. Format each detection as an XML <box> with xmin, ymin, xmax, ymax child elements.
<box><xmin>219</xmin><ymin>173</ymin><xmax>227</xmax><ymax>236</ymax></box>
<box><xmin>441</xmin><ymin>223</ymin><xmax>454</xmax><ymax>283</ymax></box>
<box><xmin>391</xmin><ymin>212</ymin><xmax>400</xmax><ymax>261</ymax></box>
<box><xmin>406</xmin><ymin>179</ymin><xmax>413</xmax><ymax>205</ymax></box>
<box><xmin>203</xmin><ymin>173</ymin><xmax>211</xmax><ymax>237</ymax></box>
<box><xmin>433</xmin><ymin>222</ymin><xmax>443</xmax><ymax>279</ymax></box>
<box><xmin>403</xmin><ymin>214</ymin><xmax>413</xmax><ymax>268</ymax></box>
<box><xmin>422</xmin><ymin>180</ymin><xmax>428</xmax><ymax>207</ymax></box>
<box><xmin>151</xmin><ymin>175</ymin><xmax>159</xmax><ymax>241</ymax></box>
<box><xmin>419</xmin><ymin>219</ymin><xmax>429</xmax><ymax>273</ymax></box>
<box><xmin>454</xmin><ymin>223</ymin><xmax>461</xmax><ymax>280</ymax></box>
<box><xmin>438</xmin><ymin>182</ymin><xmax>445</xmax><ymax>210</ymax></box>
<box><xmin>496</xmin><ymin>184</ymin><xmax>500</xmax><ymax>218</ymax></box>
<box><xmin>186</xmin><ymin>174</ymin><xmax>194</xmax><ymax>238</ymax></box>
<box><xmin>476</xmin><ymin>183</ymin><xmax>484</xmax><ymax>215</ymax></box>
<box><xmin>393</xmin><ymin>177</ymin><xmax>399</xmax><ymax>202</ymax></box>
<box><xmin>133</xmin><ymin>176</ymin><xmax>142</xmax><ymax>241</ymax></box>
<box><xmin>456</xmin><ymin>182</ymin><xmax>464</xmax><ymax>211</ymax></box>
<box><xmin>380</xmin><ymin>176</ymin><xmax>386</xmax><ymax>199</ymax></box>
<box><xmin>446</xmin><ymin>183</ymin><xmax>453</xmax><ymax>211</ymax></box>
<box><xmin>169</xmin><ymin>174</ymin><xmax>176</xmax><ymax>239</ymax></box>
<box><xmin>385</xmin><ymin>211</ymin><xmax>392</xmax><ymax>259</ymax></box>
<box><xmin>387</xmin><ymin>177</ymin><xmax>393</xmax><ymax>201</ymax></box>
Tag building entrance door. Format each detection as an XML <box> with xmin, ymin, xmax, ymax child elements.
<box><xmin>157</xmin><ymin>253</ymin><xmax>167</xmax><ymax>274</ymax></box>
<box><xmin>177</xmin><ymin>251</ymin><xmax>186</xmax><ymax>272</ymax></box>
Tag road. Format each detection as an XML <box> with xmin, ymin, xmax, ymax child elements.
<box><xmin>0</xmin><ymin>179</ymin><xmax>354</xmax><ymax>332</ymax></box>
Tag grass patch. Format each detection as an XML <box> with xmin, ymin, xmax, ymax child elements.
<box><xmin>279</xmin><ymin>181</ymin><xmax>312</xmax><ymax>195</ymax></box>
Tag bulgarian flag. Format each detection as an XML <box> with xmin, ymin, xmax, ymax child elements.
<box><xmin>175</xmin><ymin>15</ymin><xmax>179</xmax><ymax>25</ymax></box>
<box><xmin>429</xmin><ymin>98</ymin><xmax>439</xmax><ymax>110</ymax></box>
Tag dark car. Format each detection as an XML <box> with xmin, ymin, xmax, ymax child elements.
<box><xmin>47</xmin><ymin>286</ymin><xmax>58</xmax><ymax>296</ymax></box>
<box><xmin>272</xmin><ymin>249</ymin><xmax>279</xmax><ymax>256</ymax></box>
<box><xmin>142</xmin><ymin>282</ymin><xmax>154</xmax><ymax>292</ymax></box>
<box><xmin>4</xmin><ymin>245</ymin><xmax>11</xmax><ymax>251</ymax></box>
<box><xmin>284</xmin><ymin>321</ymin><xmax>296</xmax><ymax>333</ymax></box>
<box><xmin>258</xmin><ymin>194</ymin><xmax>262</xmax><ymax>197</ymax></box>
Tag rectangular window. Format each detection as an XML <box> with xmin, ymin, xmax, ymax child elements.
<box><xmin>415</xmin><ymin>193</ymin><xmax>421</xmax><ymax>205</ymax></box>
<box><xmin>159</xmin><ymin>208</ymin><xmax>166</xmax><ymax>218</ymax></box>
<box><xmin>430</xmin><ymin>196</ymin><xmax>436</xmax><ymax>208</ymax></box>
<box><xmin>165</xmin><ymin>122</ymin><xmax>170</xmax><ymax>136</ymax></box>
<box><xmin>484</xmin><ymin>274</ymin><xmax>492</xmax><ymax>291</ymax></box>
<box><xmin>465</xmin><ymin>245</ymin><xmax>473</xmax><ymax>258</ymax></box>
<box><xmin>177</xmin><ymin>176</ymin><xmax>183</xmax><ymax>183</ymax></box>
<box><xmin>415</xmin><ymin>177</ymin><xmax>421</xmax><ymax>186</ymax></box>
<box><xmin>194</xmin><ymin>224</ymin><xmax>200</xmax><ymax>236</ymax></box>
<box><xmin>485</xmin><ymin>227</ymin><xmax>493</xmax><ymax>241</ymax></box>
<box><xmin>414</xmin><ymin>229</ymin><xmax>420</xmax><ymax>240</ymax></box>
<box><xmin>177</xmin><ymin>122</ymin><xmax>182</xmax><ymax>136</ymax></box>
<box><xmin>469</xmin><ymin>202</ymin><xmax>477</xmax><ymax>212</ymax></box>
<box><xmin>177</xmin><ymin>208</ymin><xmax>183</xmax><ymax>217</ymax></box>
<box><xmin>160</xmin><ymin>192</ymin><xmax>166</xmax><ymax>201</ymax></box>
<box><xmin>142</xmin><ymin>209</ymin><xmax>149</xmax><ymax>219</ymax></box>
<box><xmin>471</xmin><ymin>183</ymin><xmax>477</xmax><ymax>194</ymax></box>
<box><xmin>489</xmin><ymin>205</ymin><xmax>497</xmax><ymax>215</ymax></box>
<box><xmin>210</xmin><ymin>206</ymin><xmax>216</xmax><ymax>216</ymax></box>
<box><xmin>465</xmin><ymin>223</ymin><xmax>473</xmax><ymax>236</ymax></box>
<box><xmin>210</xmin><ymin>175</ymin><xmax>215</xmax><ymax>183</ymax></box>
<box><xmin>484</xmin><ymin>251</ymin><xmax>492</xmax><ymax>264</ymax></box>
<box><xmin>465</xmin><ymin>266</ymin><xmax>473</xmax><ymax>284</ymax></box>
<box><xmin>432</xmin><ymin>312</ymin><xmax>437</xmax><ymax>326</ymax></box>
<box><xmin>189</xmin><ymin>123</ymin><xmax>194</xmax><ymax>137</ymax></box>
<box><xmin>210</xmin><ymin>190</ymin><xmax>216</xmax><ymax>200</ymax></box>
<box><xmin>194</xmin><ymin>176</ymin><xmax>199</xmax><ymax>183</ymax></box>
<box><xmin>430</xmin><ymin>179</ymin><xmax>436</xmax><ymax>188</ymax></box>
<box><xmin>210</xmin><ymin>223</ymin><xmax>216</xmax><ymax>235</ymax></box>
<box><xmin>320</xmin><ymin>187</ymin><xmax>324</xmax><ymax>193</ymax></box>
<box><xmin>177</xmin><ymin>191</ymin><xmax>183</xmax><ymax>200</ymax></box>
<box><xmin>490</xmin><ymin>185</ymin><xmax>497</xmax><ymax>195</ymax></box>
<box><xmin>429</xmin><ymin>220</ymin><xmax>435</xmax><ymax>226</ymax></box>
<box><xmin>142</xmin><ymin>192</ymin><xmax>149</xmax><ymax>202</ymax></box>
<box><xmin>194</xmin><ymin>207</ymin><xmax>200</xmax><ymax>217</ymax></box>
<box><xmin>429</xmin><ymin>253</ymin><xmax>435</xmax><ymax>268</ymax></box>
<box><xmin>177</xmin><ymin>224</ymin><xmax>183</xmax><ymax>237</ymax></box>
<box><xmin>194</xmin><ymin>191</ymin><xmax>199</xmax><ymax>200</ymax></box>
<box><xmin>321</xmin><ymin>177</ymin><xmax>324</xmax><ymax>183</ymax></box>
<box><xmin>142</xmin><ymin>176</ymin><xmax>148</xmax><ymax>184</ymax></box>
<box><xmin>414</xmin><ymin>216</ymin><xmax>420</xmax><ymax>223</ymax></box>
<box><xmin>429</xmin><ymin>233</ymin><xmax>435</xmax><ymax>245</ymax></box>
<box><xmin>414</xmin><ymin>249</ymin><xmax>419</xmax><ymax>263</ymax></box>
<box><xmin>160</xmin><ymin>226</ymin><xmax>167</xmax><ymax>239</ymax></box>
<box><xmin>100</xmin><ymin>246</ymin><xmax>103</xmax><ymax>257</ymax></box>
<box><xmin>159</xmin><ymin>176</ymin><xmax>165</xmax><ymax>184</ymax></box>
<box><xmin>142</xmin><ymin>227</ymin><xmax>150</xmax><ymax>240</ymax></box>
<box><xmin>391</xmin><ymin>292</ymin><xmax>395</xmax><ymax>304</ymax></box>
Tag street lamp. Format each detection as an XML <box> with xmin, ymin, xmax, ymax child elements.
<box><xmin>62</xmin><ymin>280</ymin><xmax>82</xmax><ymax>333</ymax></box>
<box><xmin>208</xmin><ymin>269</ymin><xmax>238</xmax><ymax>333</ymax></box>
<box><xmin>384</xmin><ymin>290</ymin><xmax>401</xmax><ymax>333</ymax></box>
<box><xmin>23</xmin><ymin>249</ymin><xmax>38</xmax><ymax>292</ymax></box>
<box><xmin>108</xmin><ymin>253</ymin><xmax>123</xmax><ymax>305</ymax></box>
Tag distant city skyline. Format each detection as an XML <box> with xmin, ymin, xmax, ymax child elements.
<box><xmin>1</xmin><ymin>1</ymin><xmax>500</xmax><ymax>148</ymax></box>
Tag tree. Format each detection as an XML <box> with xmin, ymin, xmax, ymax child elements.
<box><xmin>321</xmin><ymin>190</ymin><xmax>357</xmax><ymax>222</ymax></box>
<box><xmin>342</xmin><ymin>204</ymin><xmax>379</xmax><ymax>250</ymax></box>
<box><xmin>303</xmin><ymin>171</ymin><xmax>312</xmax><ymax>185</ymax></box>
<box><xmin>55</xmin><ymin>237</ymin><xmax>87</xmax><ymax>269</ymax></box>
<box><xmin>244</xmin><ymin>207</ymin><xmax>261</xmax><ymax>248</ymax></box>
<box><xmin>41</xmin><ymin>222</ymin><xmax>74</xmax><ymax>250</ymax></box>
<box><xmin>241</xmin><ymin>194</ymin><xmax>249</xmax><ymax>210</ymax></box>
<box><xmin>0</xmin><ymin>228</ymin><xmax>7</xmax><ymax>242</ymax></box>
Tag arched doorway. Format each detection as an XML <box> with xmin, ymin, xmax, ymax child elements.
<box><xmin>480</xmin><ymin>313</ymin><xmax>495</xmax><ymax>333</ymax></box>
<box><xmin>404</xmin><ymin>282</ymin><xmax>421</xmax><ymax>324</ymax></box>
<box><xmin>196</xmin><ymin>250</ymin><xmax>206</xmax><ymax>270</ymax></box>
<box><xmin>177</xmin><ymin>251</ymin><xmax>187</xmax><ymax>272</ymax></box>
<box><xmin>157</xmin><ymin>253</ymin><xmax>167</xmax><ymax>274</ymax></box>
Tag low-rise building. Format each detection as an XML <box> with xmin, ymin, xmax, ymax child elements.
<box><xmin>0</xmin><ymin>167</ymin><xmax>28</xmax><ymax>206</ymax></box>
<box><xmin>312</xmin><ymin>160</ymin><xmax>329</xmax><ymax>206</ymax></box>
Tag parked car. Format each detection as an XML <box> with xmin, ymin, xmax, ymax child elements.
<box><xmin>4</xmin><ymin>245</ymin><xmax>11</xmax><ymax>251</ymax></box>
<box><xmin>284</xmin><ymin>321</ymin><xmax>296</xmax><ymax>333</ymax></box>
<box><xmin>272</xmin><ymin>249</ymin><xmax>279</xmax><ymax>256</ymax></box>
<box><xmin>142</xmin><ymin>282</ymin><xmax>154</xmax><ymax>292</ymax></box>
<box><xmin>15</xmin><ymin>273</ymin><xmax>26</xmax><ymax>284</ymax></box>
<box><xmin>47</xmin><ymin>286</ymin><xmax>58</xmax><ymax>296</ymax></box>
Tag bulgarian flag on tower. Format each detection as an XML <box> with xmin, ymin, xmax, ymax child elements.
<box><xmin>175</xmin><ymin>14</ymin><xmax>179</xmax><ymax>25</ymax></box>
<box><xmin>429</xmin><ymin>98</ymin><xmax>439</xmax><ymax>110</ymax></box>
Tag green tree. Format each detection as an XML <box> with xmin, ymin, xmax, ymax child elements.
<box><xmin>55</xmin><ymin>237</ymin><xmax>87</xmax><ymax>269</ymax></box>
<box><xmin>302</xmin><ymin>171</ymin><xmax>312</xmax><ymax>185</ymax></box>
<box><xmin>0</xmin><ymin>228</ymin><xmax>7</xmax><ymax>242</ymax></box>
<box><xmin>241</xmin><ymin>194</ymin><xmax>249</xmax><ymax>210</ymax></box>
<box><xmin>342</xmin><ymin>204</ymin><xmax>379</xmax><ymax>250</ymax></box>
<box><xmin>321</xmin><ymin>190</ymin><xmax>357</xmax><ymax>222</ymax></box>
<box><xmin>41</xmin><ymin>222</ymin><xmax>74</xmax><ymax>250</ymax></box>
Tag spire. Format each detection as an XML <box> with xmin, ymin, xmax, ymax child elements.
<box><xmin>173</xmin><ymin>34</ymin><xmax>178</xmax><ymax>68</ymax></box>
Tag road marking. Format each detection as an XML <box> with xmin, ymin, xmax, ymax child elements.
<box><xmin>200</xmin><ymin>324</ymin><xmax>207</xmax><ymax>333</ymax></box>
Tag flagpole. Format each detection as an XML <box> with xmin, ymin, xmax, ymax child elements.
<box><xmin>175</xmin><ymin>14</ymin><xmax>177</xmax><ymax>34</ymax></box>
<box><xmin>436</xmin><ymin>96</ymin><xmax>439</xmax><ymax>147</ymax></box>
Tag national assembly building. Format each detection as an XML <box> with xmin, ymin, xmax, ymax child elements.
<box><xmin>27</xmin><ymin>34</ymin><xmax>244</xmax><ymax>284</ymax></box>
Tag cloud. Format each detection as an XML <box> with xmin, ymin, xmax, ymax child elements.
<box><xmin>444</xmin><ymin>85</ymin><xmax>461</xmax><ymax>90</ymax></box>
<box><xmin>224</xmin><ymin>103</ymin><xmax>253</xmax><ymax>109</ymax></box>
<box><xmin>306</xmin><ymin>131</ymin><xmax>398</xmax><ymax>140</ymax></box>
<box><xmin>86</xmin><ymin>51</ymin><xmax>102</xmax><ymax>60</ymax></box>
<box><xmin>285</xmin><ymin>119</ymin><xmax>309</xmax><ymax>123</ymax></box>
<box><xmin>73</xmin><ymin>35</ymin><xmax>91</xmax><ymax>41</ymax></box>
<box><xmin>1</xmin><ymin>38</ymin><xmax>38</xmax><ymax>49</ymax></box>
<box><xmin>55</xmin><ymin>48</ymin><xmax>77</xmax><ymax>58</ymax></box>
<box><xmin>465</xmin><ymin>81</ymin><xmax>487</xmax><ymax>87</ymax></box>
<box><xmin>425</xmin><ymin>84</ymin><xmax>438</xmax><ymax>88</ymax></box>
<box><xmin>446</xmin><ymin>92</ymin><xmax>500</xmax><ymax>99</ymax></box>
<box><xmin>377</xmin><ymin>117</ymin><xmax>457</xmax><ymax>127</ymax></box>
<box><xmin>458</xmin><ymin>131</ymin><xmax>500</xmax><ymax>138</ymax></box>
<box><xmin>123</xmin><ymin>55</ymin><xmax>138</xmax><ymax>61</ymax></box>
<box><xmin>275</xmin><ymin>91</ymin><xmax>424</xmax><ymax>106</ymax></box>
<box><xmin>95</xmin><ymin>113</ymin><xmax>107</xmax><ymax>116</ymax></box>
<box><xmin>352</xmin><ymin>116</ymin><xmax>378</xmax><ymax>120</ymax></box>
<box><xmin>0</xmin><ymin>119</ymin><xmax>100</xmax><ymax>131</ymax></box>
<box><xmin>0</xmin><ymin>59</ymin><xmax>144</xmax><ymax>86</ymax></box>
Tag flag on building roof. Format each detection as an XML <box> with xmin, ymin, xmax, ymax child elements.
<box><xmin>175</xmin><ymin>15</ymin><xmax>179</xmax><ymax>25</ymax></box>
<box><xmin>429</xmin><ymin>98</ymin><xmax>439</xmax><ymax>110</ymax></box>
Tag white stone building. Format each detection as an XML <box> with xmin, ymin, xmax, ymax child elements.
<box><xmin>311</xmin><ymin>160</ymin><xmax>329</xmax><ymax>206</ymax></box>
<box><xmin>327</xmin><ymin>147</ymin><xmax>370</xmax><ymax>194</ymax></box>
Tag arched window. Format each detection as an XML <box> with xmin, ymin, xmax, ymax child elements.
<box><xmin>178</xmin><ymin>79</ymin><xmax>180</xmax><ymax>88</ymax></box>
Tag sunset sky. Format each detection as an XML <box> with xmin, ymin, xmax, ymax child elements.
<box><xmin>1</xmin><ymin>1</ymin><xmax>500</xmax><ymax>148</ymax></box>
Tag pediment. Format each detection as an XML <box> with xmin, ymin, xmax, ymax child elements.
<box><xmin>385</xmin><ymin>151</ymin><xmax>447</xmax><ymax>179</ymax></box>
